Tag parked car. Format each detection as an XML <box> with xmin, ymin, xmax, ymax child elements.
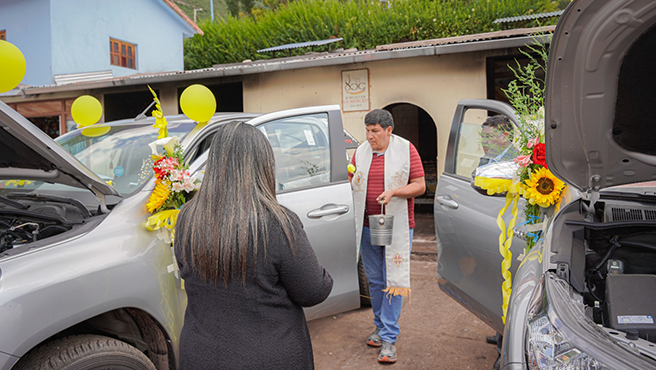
<box><xmin>0</xmin><ymin>102</ymin><xmax>362</xmax><ymax>370</ymax></box>
<box><xmin>435</xmin><ymin>0</ymin><xmax>656</xmax><ymax>369</ymax></box>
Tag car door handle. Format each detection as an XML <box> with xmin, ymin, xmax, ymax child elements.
<box><xmin>307</xmin><ymin>205</ymin><xmax>349</xmax><ymax>218</ymax></box>
<box><xmin>435</xmin><ymin>195</ymin><xmax>459</xmax><ymax>209</ymax></box>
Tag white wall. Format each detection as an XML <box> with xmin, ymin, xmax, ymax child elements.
<box><xmin>243</xmin><ymin>52</ymin><xmax>488</xmax><ymax>175</ymax></box>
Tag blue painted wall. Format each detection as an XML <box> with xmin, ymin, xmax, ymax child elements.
<box><xmin>50</xmin><ymin>0</ymin><xmax>193</xmax><ymax>80</ymax></box>
<box><xmin>0</xmin><ymin>0</ymin><xmax>195</xmax><ymax>86</ymax></box>
<box><xmin>0</xmin><ymin>0</ymin><xmax>53</xmax><ymax>87</ymax></box>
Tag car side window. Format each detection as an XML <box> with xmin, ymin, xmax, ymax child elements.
<box><xmin>186</xmin><ymin>132</ymin><xmax>216</xmax><ymax>164</ymax></box>
<box><xmin>258</xmin><ymin>113</ymin><xmax>331</xmax><ymax>192</ymax></box>
<box><xmin>454</xmin><ymin>109</ymin><xmax>517</xmax><ymax>177</ymax></box>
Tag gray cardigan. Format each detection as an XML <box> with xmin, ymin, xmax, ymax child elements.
<box><xmin>175</xmin><ymin>210</ymin><xmax>333</xmax><ymax>370</ymax></box>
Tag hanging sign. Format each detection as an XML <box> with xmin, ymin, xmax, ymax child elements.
<box><xmin>341</xmin><ymin>69</ymin><xmax>370</xmax><ymax>112</ymax></box>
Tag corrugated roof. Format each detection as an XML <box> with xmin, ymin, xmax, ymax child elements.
<box><xmin>11</xmin><ymin>26</ymin><xmax>554</xmax><ymax>95</ymax></box>
<box><xmin>54</xmin><ymin>70</ymin><xmax>114</xmax><ymax>86</ymax></box>
<box><xmin>257</xmin><ymin>38</ymin><xmax>343</xmax><ymax>53</ymax></box>
<box><xmin>376</xmin><ymin>26</ymin><xmax>555</xmax><ymax>51</ymax></box>
<box><xmin>493</xmin><ymin>10</ymin><xmax>564</xmax><ymax>24</ymax></box>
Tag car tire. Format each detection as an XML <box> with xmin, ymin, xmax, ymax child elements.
<box><xmin>358</xmin><ymin>254</ymin><xmax>371</xmax><ymax>307</ymax></box>
<box><xmin>13</xmin><ymin>334</ymin><xmax>156</xmax><ymax>370</ymax></box>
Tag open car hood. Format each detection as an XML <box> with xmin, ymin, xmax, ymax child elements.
<box><xmin>546</xmin><ymin>0</ymin><xmax>656</xmax><ymax>192</ymax></box>
<box><xmin>0</xmin><ymin>101</ymin><xmax>119</xmax><ymax>198</ymax></box>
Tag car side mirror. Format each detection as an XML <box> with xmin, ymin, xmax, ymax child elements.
<box><xmin>470</xmin><ymin>161</ymin><xmax>518</xmax><ymax>196</ymax></box>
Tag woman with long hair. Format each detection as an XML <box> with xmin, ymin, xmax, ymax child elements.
<box><xmin>174</xmin><ymin>121</ymin><xmax>333</xmax><ymax>369</ymax></box>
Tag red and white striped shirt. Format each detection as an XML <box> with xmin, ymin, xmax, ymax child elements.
<box><xmin>350</xmin><ymin>143</ymin><xmax>424</xmax><ymax>228</ymax></box>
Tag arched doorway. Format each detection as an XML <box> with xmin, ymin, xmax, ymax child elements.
<box><xmin>382</xmin><ymin>103</ymin><xmax>438</xmax><ymax>204</ymax></box>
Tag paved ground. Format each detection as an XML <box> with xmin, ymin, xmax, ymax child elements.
<box><xmin>308</xmin><ymin>210</ymin><xmax>499</xmax><ymax>370</ymax></box>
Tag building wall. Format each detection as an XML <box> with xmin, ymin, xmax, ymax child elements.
<box><xmin>0</xmin><ymin>0</ymin><xmax>53</xmax><ymax>87</ymax></box>
<box><xmin>243</xmin><ymin>52</ymin><xmax>488</xmax><ymax>175</ymax></box>
<box><xmin>50</xmin><ymin>0</ymin><xmax>188</xmax><ymax>81</ymax></box>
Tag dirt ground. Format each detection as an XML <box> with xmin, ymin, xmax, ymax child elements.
<box><xmin>308</xmin><ymin>210</ymin><xmax>499</xmax><ymax>370</ymax></box>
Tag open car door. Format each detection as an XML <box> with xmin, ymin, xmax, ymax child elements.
<box><xmin>434</xmin><ymin>99</ymin><xmax>527</xmax><ymax>333</ymax></box>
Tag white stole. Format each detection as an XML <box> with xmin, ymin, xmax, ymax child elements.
<box><xmin>352</xmin><ymin>134</ymin><xmax>411</xmax><ymax>296</ymax></box>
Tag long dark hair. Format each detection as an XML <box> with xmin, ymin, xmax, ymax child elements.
<box><xmin>175</xmin><ymin>121</ymin><xmax>296</xmax><ymax>285</ymax></box>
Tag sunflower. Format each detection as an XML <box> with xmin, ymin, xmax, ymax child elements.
<box><xmin>522</xmin><ymin>167</ymin><xmax>565</xmax><ymax>207</ymax></box>
<box><xmin>146</xmin><ymin>180</ymin><xmax>171</xmax><ymax>213</ymax></box>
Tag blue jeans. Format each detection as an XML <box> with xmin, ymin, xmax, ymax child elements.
<box><xmin>360</xmin><ymin>227</ymin><xmax>413</xmax><ymax>344</ymax></box>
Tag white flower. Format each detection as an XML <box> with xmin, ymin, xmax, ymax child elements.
<box><xmin>171</xmin><ymin>182</ymin><xmax>184</xmax><ymax>192</ymax></box>
<box><xmin>148</xmin><ymin>136</ymin><xmax>179</xmax><ymax>156</ymax></box>
<box><xmin>182</xmin><ymin>176</ymin><xmax>198</xmax><ymax>192</ymax></box>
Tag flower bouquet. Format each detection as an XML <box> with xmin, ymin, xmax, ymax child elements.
<box><xmin>144</xmin><ymin>86</ymin><xmax>200</xmax><ymax>243</ymax></box>
<box><xmin>473</xmin><ymin>33</ymin><xmax>566</xmax><ymax>324</ymax></box>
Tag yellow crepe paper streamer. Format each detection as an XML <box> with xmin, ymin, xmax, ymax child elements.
<box><xmin>145</xmin><ymin>209</ymin><xmax>180</xmax><ymax>236</ymax></box>
<box><xmin>475</xmin><ymin>176</ymin><xmax>524</xmax><ymax>324</ymax></box>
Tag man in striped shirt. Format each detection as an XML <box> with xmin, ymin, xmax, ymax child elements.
<box><xmin>349</xmin><ymin>109</ymin><xmax>425</xmax><ymax>364</ymax></box>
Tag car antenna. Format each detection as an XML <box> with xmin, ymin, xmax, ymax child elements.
<box><xmin>135</xmin><ymin>100</ymin><xmax>157</xmax><ymax>121</ymax></box>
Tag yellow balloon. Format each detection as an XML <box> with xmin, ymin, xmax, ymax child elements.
<box><xmin>71</xmin><ymin>95</ymin><xmax>102</xmax><ymax>126</ymax></box>
<box><xmin>81</xmin><ymin>125</ymin><xmax>110</xmax><ymax>137</ymax></box>
<box><xmin>180</xmin><ymin>84</ymin><xmax>216</xmax><ymax>123</ymax></box>
<box><xmin>0</xmin><ymin>40</ymin><xmax>27</xmax><ymax>93</ymax></box>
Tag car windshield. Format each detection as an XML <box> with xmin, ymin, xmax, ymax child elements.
<box><xmin>1</xmin><ymin>121</ymin><xmax>196</xmax><ymax>198</ymax></box>
<box><xmin>57</xmin><ymin>122</ymin><xmax>196</xmax><ymax>196</ymax></box>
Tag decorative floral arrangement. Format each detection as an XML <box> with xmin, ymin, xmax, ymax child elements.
<box><xmin>146</xmin><ymin>139</ymin><xmax>200</xmax><ymax>213</ymax></box>
<box><xmin>503</xmin><ymin>35</ymin><xmax>565</xmax><ymax>250</ymax></box>
<box><xmin>473</xmin><ymin>33</ymin><xmax>564</xmax><ymax>324</ymax></box>
<box><xmin>144</xmin><ymin>86</ymin><xmax>200</xmax><ymax>242</ymax></box>
<box><xmin>508</xmin><ymin>106</ymin><xmax>565</xmax><ymax>249</ymax></box>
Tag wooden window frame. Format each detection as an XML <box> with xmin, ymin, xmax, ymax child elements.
<box><xmin>0</xmin><ymin>30</ymin><xmax>6</xmax><ymax>41</ymax></box>
<box><xmin>110</xmin><ymin>38</ymin><xmax>136</xmax><ymax>69</ymax></box>
<box><xmin>10</xmin><ymin>98</ymin><xmax>76</xmax><ymax>136</ymax></box>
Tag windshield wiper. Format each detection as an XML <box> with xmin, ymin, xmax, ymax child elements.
<box><xmin>6</xmin><ymin>193</ymin><xmax>91</xmax><ymax>218</ymax></box>
<box><xmin>0</xmin><ymin>194</ymin><xmax>28</xmax><ymax>210</ymax></box>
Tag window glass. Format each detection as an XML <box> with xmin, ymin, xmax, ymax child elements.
<box><xmin>54</xmin><ymin>123</ymin><xmax>195</xmax><ymax>195</ymax></box>
<box><xmin>185</xmin><ymin>132</ymin><xmax>216</xmax><ymax>164</ymax></box>
<box><xmin>110</xmin><ymin>38</ymin><xmax>136</xmax><ymax>69</ymax></box>
<box><xmin>258</xmin><ymin>113</ymin><xmax>331</xmax><ymax>191</ymax></box>
<box><xmin>454</xmin><ymin>109</ymin><xmax>517</xmax><ymax>177</ymax></box>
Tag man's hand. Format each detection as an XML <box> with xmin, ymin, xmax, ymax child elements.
<box><xmin>376</xmin><ymin>177</ymin><xmax>426</xmax><ymax>205</ymax></box>
<box><xmin>376</xmin><ymin>190</ymin><xmax>395</xmax><ymax>205</ymax></box>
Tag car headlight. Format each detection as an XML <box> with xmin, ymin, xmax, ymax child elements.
<box><xmin>525</xmin><ymin>274</ymin><xmax>611</xmax><ymax>370</ymax></box>
<box><xmin>527</xmin><ymin>313</ymin><xmax>609</xmax><ymax>369</ymax></box>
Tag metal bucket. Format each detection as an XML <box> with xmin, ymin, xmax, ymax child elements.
<box><xmin>369</xmin><ymin>204</ymin><xmax>394</xmax><ymax>246</ymax></box>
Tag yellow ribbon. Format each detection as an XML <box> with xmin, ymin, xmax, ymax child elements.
<box><xmin>475</xmin><ymin>176</ymin><xmax>524</xmax><ymax>324</ymax></box>
<box><xmin>145</xmin><ymin>209</ymin><xmax>180</xmax><ymax>238</ymax></box>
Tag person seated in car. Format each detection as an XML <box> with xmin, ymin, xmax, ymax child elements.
<box><xmin>478</xmin><ymin>115</ymin><xmax>519</xmax><ymax>166</ymax></box>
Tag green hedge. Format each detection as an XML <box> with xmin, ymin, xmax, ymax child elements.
<box><xmin>184</xmin><ymin>0</ymin><xmax>559</xmax><ymax>69</ymax></box>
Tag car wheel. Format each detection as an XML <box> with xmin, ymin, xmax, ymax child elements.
<box><xmin>358</xmin><ymin>254</ymin><xmax>371</xmax><ymax>306</ymax></box>
<box><xmin>14</xmin><ymin>334</ymin><xmax>156</xmax><ymax>370</ymax></box>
